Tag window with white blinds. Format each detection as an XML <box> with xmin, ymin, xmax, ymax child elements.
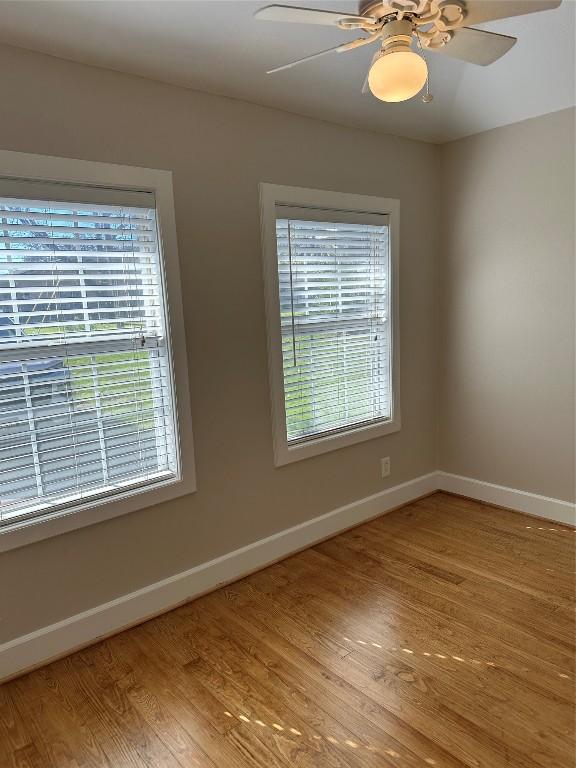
<box><xmin>261</xmin><ymin>185</ymin><xmax>399</xmax><ymax>466</ymax></box>
<box><xmin>277</xmin><ymin>212</ymin><xmax>390</xmax><ymax>442</ymax></box>
<box><xmin>0</xmin><ymin>183</ymin><xmax>178</xmax><ymax>526</ymax></box>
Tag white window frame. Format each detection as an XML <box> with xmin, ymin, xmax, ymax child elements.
<box><xmin>260</xmin><ymin>183</ymin><xmax>400</xmax><ymax>467</ymax></box>
<box><xmin>0</xmin><ymin>149</ymin><xmax>195</xmax><ymax>552</ymax></box>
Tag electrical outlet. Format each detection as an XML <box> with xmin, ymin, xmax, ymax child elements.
<box><xmin>381</xmin><ymin>457</ymin><xmax>391</xmax><ymax>478</ymax></box>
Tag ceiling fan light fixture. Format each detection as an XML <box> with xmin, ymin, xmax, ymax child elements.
<box><xmin>257</xmin><ymin>1</ymin><xmax>539</xmax><ymax>99</ymax></box>
<box><xmin>368</xmin><ymin>46</ymin><xmax>428</xmax><ymax>103</ymax></box>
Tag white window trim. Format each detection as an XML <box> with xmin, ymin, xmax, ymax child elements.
<box><xmin>0</xmin><ymin>149</ymin><xmax>195</xmax><ymax>552</ymax></box>
<box><xmin>260</xmin><ymin>183</ymin><xmax>401</xmax><ymax>467</ymax></box>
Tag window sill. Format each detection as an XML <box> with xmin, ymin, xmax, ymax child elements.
<box><xmin>274</xmin><ymin>415</ymin><xmax>401</xmax><ymax>467</ymax></box>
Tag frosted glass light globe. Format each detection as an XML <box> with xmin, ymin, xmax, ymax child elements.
<box><xmin>368</xmin><ymin>49</ymin><xmax>428</xmax><ymax>102</ymax></box>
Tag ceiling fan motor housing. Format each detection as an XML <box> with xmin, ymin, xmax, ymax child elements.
<box><xmin>356</xmin><ymin>0</ymin><xmax>468</xmax><ymax>49</ymax></box>
<box><xmin>379</xmin><ymin>19</ymin><xmax>414</xmax><ymax>53</ymax></box>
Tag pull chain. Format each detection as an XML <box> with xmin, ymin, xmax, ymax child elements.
<box><xmin>416</xmin><ymin>31</ymin><xmax>434</xmax><ymax>103</ymax></box>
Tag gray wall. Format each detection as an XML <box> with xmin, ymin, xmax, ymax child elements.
<box><xmin>0</xmin><ymin>44</ymin><xmax>440</xmax><ymax>642</ymax></box>
<box><xmin>439</xmin><ymin>108</ymin><xmax>575</xmax><ymax>502</ymax></box>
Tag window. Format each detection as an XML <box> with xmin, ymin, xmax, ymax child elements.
<box><xmin>0</xmin><ymin>151</ymin><xmax>194</xmax><ymax>550</ymax></box>
<box><xmin>260</xmin><ymin>184</ymin><xmax>400</xmax><ymax>465</ymax></box>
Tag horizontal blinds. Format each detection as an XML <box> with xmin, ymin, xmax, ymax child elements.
<box><xmin>0</xmin><ymin>198</ymin><xmax>162</xmax><ymax>346</ymax></box>
<box><xmin>276</xmin><ymin>217</ymin><xmax>391</xmax><ymax>443</ymax></box>
<box><xmin>0</xmin><ymin>193</ymin><xmax>177</xmax><ymax>525</ymax></box>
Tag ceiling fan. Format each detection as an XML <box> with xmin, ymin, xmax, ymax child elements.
<box><xmin>255</xmin><ymin>0</ymin><xmax>562</xmax><ymax>103</ymax></box>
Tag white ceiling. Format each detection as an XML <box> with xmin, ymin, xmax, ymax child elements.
<box><xmin>0</xmin><ymin>0</ymin><xmax>573</xmax><ymax>143</ymax></box>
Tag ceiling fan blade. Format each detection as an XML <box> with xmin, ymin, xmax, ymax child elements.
<box><xmin>267</xmin><ymin>35</ymin><xmax>379</xmax><ymax>74</ymax></box>
<box><xmin>254</xmin><ymin>4</ymin><xmax>374</xmax><ymax>27</ymax></box>
<box><xmin>464</xmin><ymin>0</ymin><xmax>561</xmax><ymax>26</ymax></box>
<box><xmin>267</xmin><ymin>44</ymin><xmax>344</xmax><ymax>73</ymax></box>
<box><xmin>429</xmin><ymin>27</ymin><xmax>517</xmax><ymax>65</ymax></box>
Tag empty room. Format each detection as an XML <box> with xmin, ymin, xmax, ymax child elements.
<box><xmin>0</xmin><ymin>1</ymin><xmax>574</xmax><ymax>766</ymax></box>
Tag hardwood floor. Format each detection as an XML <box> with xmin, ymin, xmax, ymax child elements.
<box><xmin>1</xmin><ymin>491</ymin><xmax>574</xmax><ymax>767</ymax></box>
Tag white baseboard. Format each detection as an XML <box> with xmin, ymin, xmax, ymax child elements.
<box><xmin>437</xmin><ymin>472</ymin><xmax>576</xmax><ymax>526</ymax></box>
<box><xmin>0</xmin><ymin>472</ymin><xmax>438</xmax><ymax>683</ymax></box>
